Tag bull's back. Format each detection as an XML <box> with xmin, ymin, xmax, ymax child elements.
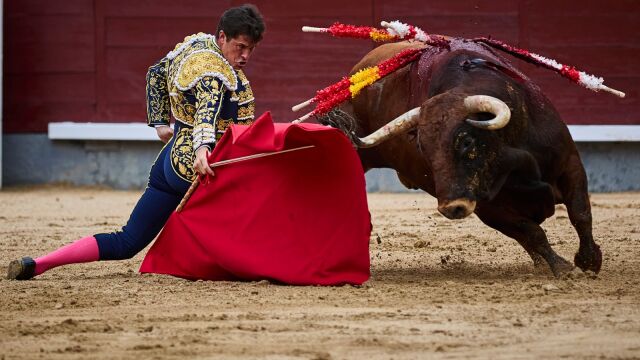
<box><xmin>350</xmin><ymin>41</ymin><xmax>426</xmax><ymax>75</ymax></box>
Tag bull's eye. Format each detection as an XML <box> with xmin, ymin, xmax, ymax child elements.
<box><xmin>459</xmin><ymin>136</ymin><xmax>475</xmax><ymax>154</ymax></box>
<box><xmin>407</xmin><ymin>128</ymin><xmax>418</xmax><ymax>142</ymax></box>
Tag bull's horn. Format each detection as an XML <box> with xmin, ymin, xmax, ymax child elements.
<box><xmin>464</xmin><ymin>95</ymin><xmax>511</xmax><ymax>130</ymax></box>
<box><xmin>358</xmin><ymin>107</ymin><xmax>421</xmax><ymax>148</ymax></box>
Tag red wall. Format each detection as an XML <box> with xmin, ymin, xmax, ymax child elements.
<box><xmin>3</xmin><ymin>0</ymin><xmax>638</xmax><ymax>133</ymax></box>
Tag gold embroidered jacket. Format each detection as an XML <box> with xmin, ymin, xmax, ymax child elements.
<box><xmin>145</xmin><ymin>33</ymin><xmax>255</xmax><ymax>151</ymax></box>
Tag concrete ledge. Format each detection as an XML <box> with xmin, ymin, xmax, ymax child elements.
<box><xmin>4</xmin><ymin>134</ymin><xmax>640</xmax><ymax>191</ymax></box>
<box><xmin>48</xmin><ymin>122</ymin><xmax>159</xmax><ymax>141</ymax></box>
<box><xmin>567</xmin><ymin>125</ymin><xmax>640</xmax><ymax>142</ymax></box>
<box><xmin>48</xmin><ymin>122</ymin><xmax>640</xmax><ymax>142</ymax></box>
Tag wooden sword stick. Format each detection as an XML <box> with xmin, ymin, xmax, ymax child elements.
<box><xmin>176</xmin><ymin>145</ymin><xmax>315</xmax><ymax>212</ymax></box>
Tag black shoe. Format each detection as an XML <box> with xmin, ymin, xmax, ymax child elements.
<box><xmin>7</xmin><ymin>257</ymin><xmax>36</xmax><ymax>280</ymax></box>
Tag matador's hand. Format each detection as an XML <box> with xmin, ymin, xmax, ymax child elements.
<box><xmin>155</xmin><ymin>126</ymin><xmax>174</xmax><ymax>143</ymax></box>
<box><xmin>194</xmin><ymin>146</ymin><xmax>215</xmax><ymax>177</ymax></box>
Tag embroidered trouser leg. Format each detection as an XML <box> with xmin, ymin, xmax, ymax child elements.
<box><xmin>95</xmin><ymin>130</ymin><xmax>192</xmax><ymax>260</ymax></box>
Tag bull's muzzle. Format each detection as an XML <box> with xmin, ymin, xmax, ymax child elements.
<box><xmin>437</xmin><ymin>198</ymin><xmax>477</xmax><ymax>219</ymax></box>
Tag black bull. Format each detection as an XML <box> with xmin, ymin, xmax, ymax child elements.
<box><xmin>322</xmin><ymin>39</ymin><xmax>602</xmax><ymax>277</ymax></box>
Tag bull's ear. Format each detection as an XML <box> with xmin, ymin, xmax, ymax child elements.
<box><xmin>499</xmin><ymin>147</ymin><xmax>555</xmax><ymax>221</ymax></box>
<box><xmin>502</xmin><ymin>146</ymin><xmax>542</xmax><ymax>181</ymax></box>
<box><xmin>482</xmin><ymin>146</ymin><xmax>542</xmax><ymax>201</ymax></box>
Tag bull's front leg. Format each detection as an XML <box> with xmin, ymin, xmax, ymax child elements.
<box><xmin>558</xmin><ymin>153</ymin><xmax>602</xmax><ymax>273</ymax></box>
<box><xmin>476</xmin><ymin>206</ymin><xmax>574</xmax><ymax>277</ymax></box>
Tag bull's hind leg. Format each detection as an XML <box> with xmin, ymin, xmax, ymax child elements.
<box><xmin>558</xmin><ymin>153</ymin><xmax>602</xmax><ymax>273</ymax></box>
<box><xmin>476</xmin><ymin>208</ymin><xmax>574</xmax><ymax>277</ymax></box>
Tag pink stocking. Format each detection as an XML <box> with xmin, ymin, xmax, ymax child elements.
<box><xmin>34</xmin><ymin>236</ymin><xmax>100</xmax><ymax>276</ymax></box>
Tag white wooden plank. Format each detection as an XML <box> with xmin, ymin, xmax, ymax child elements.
<box><xmin>48</xmin><ymin>122</ymin><xmax>159</xmax><ymax>141</ymax></box>
<box><xmin>47</xmin><ymin>122</ymin><xmax>640</xmax><ymax>142</ymax></box>
<box><xmin>568</xmin><ymin>125</ymin><xmax>640</xmax><ymax>142</ymax></box>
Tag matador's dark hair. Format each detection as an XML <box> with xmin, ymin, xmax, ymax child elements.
<box><xmin>216</xmin><ymin>4</ymin><xmax>265</xmax><ymax>43</ymax></box>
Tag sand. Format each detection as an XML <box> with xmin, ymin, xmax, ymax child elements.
<box><xmin>1</xmin><ymin>186</ymin><xmax>639</xmax><ymax>359</ymax></box>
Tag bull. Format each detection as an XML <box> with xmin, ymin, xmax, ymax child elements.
<box><xmin>322</xmin><ymin>39</ymin><xmax>602</xmax><ymax>277</ymax></box>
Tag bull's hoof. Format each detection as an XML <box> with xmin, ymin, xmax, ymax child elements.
<box><xmin>574</xmin><ymin>244</ymin><xmax>602</xmax><ymax>273</ymax></box>
<box><xmin>528</xmin><ymin>252</ymin><xmax>546</xmax><ymax>268</ymax></box>
<box><xmin>549</xmin><ymin>258</ymin><xmax>575</xmax><ymax>278</ymax></box>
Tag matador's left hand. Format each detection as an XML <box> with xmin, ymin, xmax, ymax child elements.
<box><xmin>194</xmin><ymin>146</ymin><xmax>215</xmax><ymax>177</ymax></box>
<box><xmin>155</xmin><ymin>126</ymin><xmax>174</xmax><ymax>143</ymax></box>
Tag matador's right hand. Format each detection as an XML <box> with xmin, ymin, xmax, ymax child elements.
<box><xmin>194</xmin><ymin>146</ymin><xmax>215</xmax><ymax>177</ymax></box>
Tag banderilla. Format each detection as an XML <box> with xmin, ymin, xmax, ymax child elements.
<box><xmin>176</xmin><ymin>145</ymin><xmax>315</xmax><ymax>212</ymax></box>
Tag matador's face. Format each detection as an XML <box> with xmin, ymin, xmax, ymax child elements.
<box><xmin>217</xmin><ymin>31</ymin><xmax>257</xmax><ymax>70</ymax></box>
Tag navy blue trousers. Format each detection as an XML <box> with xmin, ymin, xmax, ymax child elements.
<box><xmin>95</xmin><ymin>126</ymin><xmax>191</xmax><ymax>260</ymax></box>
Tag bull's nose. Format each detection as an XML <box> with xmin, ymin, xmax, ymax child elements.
<box><xmin>438</xmin><ymin>199</ymin><xmax>476</xmax><ymax>219</ymax></box>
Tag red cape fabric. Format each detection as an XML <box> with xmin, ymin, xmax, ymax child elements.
<box><xmin>139</xmin><ymin>112</ymin><xmax>371</xmax><ymax>285</ymax></box>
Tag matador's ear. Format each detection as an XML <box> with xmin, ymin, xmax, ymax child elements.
<box><xmin>218</xmin><ymin>30</ymin><xmax>227</xmax><ymax>43</ymax></box>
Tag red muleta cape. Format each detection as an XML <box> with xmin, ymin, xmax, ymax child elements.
<box><xmin>139</xmin><ymin>112</ymin><xmax>371</xmax><ymax>285</ymax></box>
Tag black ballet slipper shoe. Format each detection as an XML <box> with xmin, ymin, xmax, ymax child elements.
<box><xmin>7</xmin><ymin>257</ymin><xmax>36</xmax><ymax>280</ymax></box>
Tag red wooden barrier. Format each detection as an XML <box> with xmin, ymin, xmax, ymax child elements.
<box><xmin>3</xmin><ymin>0</ymin><xmax>638</xmax><ymax>133</ymax></box>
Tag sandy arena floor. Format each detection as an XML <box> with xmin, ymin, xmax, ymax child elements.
<box><xmin>0</xmin><ymin>186</ymin><xmax>639</xmax><ymax>359</ymax></box>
